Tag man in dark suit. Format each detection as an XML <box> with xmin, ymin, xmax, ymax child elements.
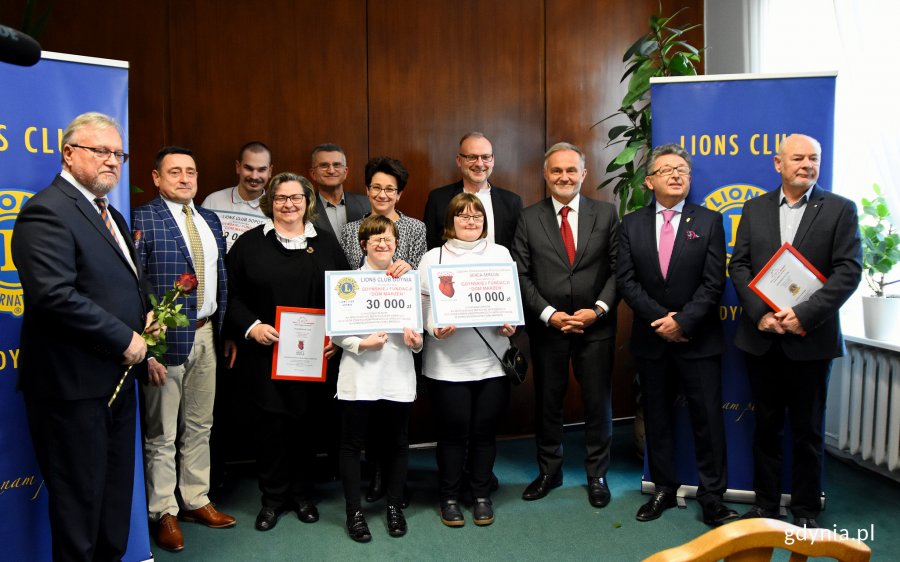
<box><xmin>511</xmin><ymin>142</ymin><xmax>618</xmax><ymax>508</ymax></box>
<box><xmin>424</xmin><ymin>132</ymin><xmax>523</xmax><ymax>250</ymax></box>
<box><xmin>308</xmin><ymin>143</ymin><xmax>370</xmax><ymax>241</ymax></box>
<box><xmin>12</xmin><ymin>112</ymin><xmax>149</xmax><ymax>561</ymax></box>
<box><xmin>730</xmin><ymin>134</ymin><xmax>862</xmax><ymax>528</ymax></box>
<box><xmin>617</xmin><ymin>144</ymin><xmax>737</xmax><ymax>526</ymax></box>
<box><xmin>132</xmin><ymin>147</ymin><xmax>234</xmax><ymax>552</ymax></box>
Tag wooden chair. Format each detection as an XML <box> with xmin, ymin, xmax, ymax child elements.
<box><xmin>642</xmin><ymin>518</ymin><xmax>871</xmax><ymax>562</ymax></box>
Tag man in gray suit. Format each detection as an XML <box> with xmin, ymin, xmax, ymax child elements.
<box><xmin>511</xmin><ymin>142</ymin><xmax>618</xmax><ymax>508</ymax></box>
<box><xmin>308</xmin><ymin>143</ymin><xmax>370</xmax><ymax>239</ymax></box>
<box><xmin>730</xmin><ymin>134</ymin><xmax>861</xmax><ymax>528</ymax></box>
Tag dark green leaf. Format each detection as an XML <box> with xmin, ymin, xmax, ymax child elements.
<box><xmin>608</xmin><ymin>125</ymin><xmax>630</xmax><ymax>141</ymax></box>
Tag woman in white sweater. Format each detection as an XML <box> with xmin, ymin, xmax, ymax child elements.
<box><xmin>333</xmin><ymin>214</ymin><xmax>423</xmax><ymax>543</ymax></box>
<box><xmin>419</xmin><ymin>193</ymin><xmax>516</xmax><ymax>527</ymax></box>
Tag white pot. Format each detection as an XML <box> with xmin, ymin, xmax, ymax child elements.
<box><xmin>862</xmin><ymin>295</ymin><xmax>900</xmax><ymax>342</ymax></box>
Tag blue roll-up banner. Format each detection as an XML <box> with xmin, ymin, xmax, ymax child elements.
<box><xmin>648</xmin><ymin>73</ymin><xmax>836</xmax><ymax>503</ymax></box>
<box><xmin>0</xmin><ymin>52</ymin><xmax>151</xmax><ymax>561</ymax></box>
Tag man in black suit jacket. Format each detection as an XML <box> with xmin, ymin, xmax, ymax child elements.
<box><xmin>308</xmin><ymin>143</ymin><xmax>370</xmax><ymax>241</ymax></box>
<box><xmin>12</xmin><ymin>112</ymin><xmax>149</xmax><ymax>561</ymax></box>
<box><xmin>617</xmin><ymin>144</ymin><xmax>737</xmax><ymax>527</ymax></box>
<box><xmin>730</xmin><ymin>134</ymin><xmax>862</xmax><ymax>528</ymax></box>
<box><xmin>424</xmin><ymin>132</ymin><xmax>523</xmax><ymax>250</ymax></box>
<box><xmin>511</xmin><ymin>142</ymin><xmax>617</xmax><ymax>508</ymax></box>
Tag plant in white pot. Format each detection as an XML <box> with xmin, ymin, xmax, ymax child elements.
<box><xmin>859</xmin><ymin>183</ymin><xmax>900</xmax><ymax>341</ymax></box>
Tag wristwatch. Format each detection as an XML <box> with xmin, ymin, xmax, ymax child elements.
<box><xmin>593</xmin><ymin>305</ymin><xmax>605</xmax><ymax>319</ymax></box>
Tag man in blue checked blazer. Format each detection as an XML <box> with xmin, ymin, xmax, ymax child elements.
<box><xmin>132</xmin><ymin>146</ymin><xmax>234</xmax><ymax>552</ymax></box>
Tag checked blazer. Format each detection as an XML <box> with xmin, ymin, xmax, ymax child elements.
<box><xmin>132</xmin><ymin>196</ymin><xmax>227</xmax><ymax>366</ymax></box>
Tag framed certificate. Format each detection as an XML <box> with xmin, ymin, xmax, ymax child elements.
<box><xmin>325</xmin><ymin>270</ymin><xmax>423</xmax><ymax>336</ymax></box>
<box><xmin>271</xmin><ymin>307</ymin><xmax>328</xmax><ymax>382</ymax></box>
<box><xmin>748</xmin><ymin>242</ymin><xmax>827</xmax><ymax>312</ymax></box>
<box><xmin>427</xmin><ymin>262</ymin><xmax>524</xmax><ymax>328</ymax></box>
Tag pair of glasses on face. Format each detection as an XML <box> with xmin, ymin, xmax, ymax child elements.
<box><xmin>315</xmin><ymin>163</ymin><xmax>346</xmax><ymax>172</ymax></box>
<box><xmin>456</xmin><ymin>214</ymin><xmax>485</xmax><ymax>223</ymax></box>
<box><xmin>70</xmin><ymin>144</ymin><xmax>130</xmax><ymax>163</ymax></box>
<box><xmin>458</xmin><ymin>153</ymin><xmax>494</xmax><ymax>164</ymax></box>
<box><xmin>368</xmin><ymin>185</ymin><xmax>398</xmax><ymax>196</ymax></box>
<box><xmin>649</xmin><ymin>166</ymin><xmax>691</xmax><ymax>177</ymax></box>
<box><xmin>367</xmin><ymin>236</ymin><xmax>397</xmax><ymax>246</ymax></box>
<box><xmin>273</xmin><ymin>194</ymin><xmax>305</xmax><ymax>205</ymax></box>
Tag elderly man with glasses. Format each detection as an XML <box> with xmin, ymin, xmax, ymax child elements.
<box><xmin>308</xmin><ymin>143</ymin><xmax>371</xmax><ymax>241</ymax></box>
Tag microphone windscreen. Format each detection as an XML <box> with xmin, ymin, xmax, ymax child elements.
<box><xmin>0</xmin><ymin>25</ymin><xmax>42</xmax><ymax>67</ymax></box>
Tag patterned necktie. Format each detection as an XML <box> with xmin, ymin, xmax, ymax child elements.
<box><xmin>183</xmin><ymin>205</ymin><xmax>205</xmax><ymax>310</ymax></box>
<box><xmin>94</xmin><ymin>198</ymin><xmax>120</xmax><ymax>245</ymax></box>
<box><xmin>659</xmin><ymin>209</ymin><xmax>676</xmax><ymax>279</ymax></box>
<box><xmin>560</xmin><ymin>206</ymin><xmax>576</xmax><ymax>266</ymax></box>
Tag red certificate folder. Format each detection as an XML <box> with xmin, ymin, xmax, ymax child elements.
<box><xmin>748</xmin><ymin>242</ymin><xmax>827</xmax><ymax>313</ymax></box>
<box><xmin>271</xmin><ymin>307</ymin><xmax>328</xmax><ymax>382</ymax></box>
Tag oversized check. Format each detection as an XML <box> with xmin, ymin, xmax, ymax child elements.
<box><xmin>325</xmin><ymin>270</ymin><xmax>422</xmax><ymax>336</ymax></box>
<box><xmin>426</xmin><ymin>262</ymin><xmax>524</xmax><ymax>328</ymax></box>
<box><xmin>209</xmin><ymin>210</ymin><xmax>267</xmax><ymax>251</ymax></box>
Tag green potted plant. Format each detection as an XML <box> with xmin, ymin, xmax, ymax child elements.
<box><xmin>859</xmin><ymin>183</ymin><xmax>900</xmax><ymax>341</ymax></box>
<box><xmin>595</xmin><ymin>3</ymin><xmax>701</xmax><ymax>217</ymax></box>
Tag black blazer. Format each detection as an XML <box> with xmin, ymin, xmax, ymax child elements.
<box><xmin>312</xmin><ymin>191</ymin><xmax>371</xmax><ymax>240</ymax></box>
<box><xmin>511</xmin><ymin>195</ymin><xmax>618</xmax><ymax>341</ymax></box>
<box><xmin>617</xmin><ymin>202</ymin><xmax>726</xmax><ymax>359</ymax></box>
<box><xmin>423</xmin><ymin>180</ymin><xmax>523</xmax><ymax>250</ymax></box>
<box><xmin>729</xmin><ymin>185</ymin><xmax>862</xmax><ymax>360</ymax></box>
<box><xmin>12</xmin><ymin>175</ymin><xmax>147</xmax><ymax>400</ymax></box>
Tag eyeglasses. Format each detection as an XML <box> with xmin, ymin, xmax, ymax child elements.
<box><xmin>649</xmin><ymin>165</ymin><xmax>691</xmax><ymax>177</ymax></box>
<box><xmin>315</xmin><ymin>163</ymin><xmax>346</xmax><ymax>172</ymax></box>
<box><xmin>456</xmin><ymin>214</ymin><xmax>485</xmax><ymax>223</ymax></box>
<box><xmin>70</xmin><ymin>144</ymin><xmax>129</xmax><ymax>163</ymax></box>
<box><xmin>458</xmin><ymin>153</ymin><xmax>494</xmax><ymax>164</ymax></box>
<box><xmin>367</xmin><ymin>236</ymin><xmax>397</xmax><ymax>246</ymax></box>
<box><xmin>273</xmin><ymin>194</ymin><xmax>305</xmax><ymax>205</ymax></box>
<box><xmin>368</xmin><ymin>185</ymin><xmax>398</xmax><ymax>196</ymax></box>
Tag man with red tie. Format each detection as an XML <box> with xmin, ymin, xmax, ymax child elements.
<box><xmin>617</xmin><ymin>144</ymin><xmax>737</xmax><ymax>527</ymax></box>
<box><xmin>511</xmin><ymin>142</ymin><xmax>618</xmax><ymax>509</ymax></box>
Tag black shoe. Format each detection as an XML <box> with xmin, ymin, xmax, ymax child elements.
<box><xmin>473</xmin><ymin>497</ymin><xmax>494</xmax><ymax>526</ymax></box>
<box><xmin>702</xmin><ymin>502</ymin><xmax>739</xmax><ymax>527</ymax></box>
<box><xmin>386</xmin><ymin>505</ymin><xmax>407</xmax><ymax>537</ymax></box>
<box><xmin>490</xmin><ymin>472</ymin><xmax>500</xmax><ymax>492</ymax></box>
<box><xmin>636</xmin><ymin>491</ymin><xmax>677</xmax><ymax>522</ymax></box>
<box><xmin>346</xmin><ymin>510</ymin><xmax>372</xmax><ymax>543</ymax></box>
<box><xmin>366</xmin><ymin>467</ymin><xmax>385</xmax><ymax>502</ymax></box>
<box><xmin>794</xmin><ymin>516</ymin><xmax>820</xmax><ymax>528</ymax></box>
<box><xmin>297</xmin><ymin>502</ymin><xmax>319</xmax><ymax>524</ymax></box>
<box><xmin>255</xmin><ymin>506</ymin><xmax>283</xmax><ymax>531</ymax></box>
<box><xmin>739</xmin><ymin>505</ymin><xmax>780</xmax><ymax>520</ymax></box>
<box><xmin>440</xmin><ymin>500</ymin><xmax>465</xmax><ymax>527</ymax></box>
<box><xmin>522</xmin><ymin>473</ymin><xmax>563</xmax><ymax>501</ymax></box>
<box><xmin>588</xmin><ymin>477</ymin><xmax>611</xmax><ymax>508</ymax></box>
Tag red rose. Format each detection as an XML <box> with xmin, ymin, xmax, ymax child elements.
<box><xmin>175</xmin><ymin>273</ymin><xmax>199</xmax><ymax>293</ymax></box>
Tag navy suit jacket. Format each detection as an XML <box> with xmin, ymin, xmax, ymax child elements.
<box><xmin>312</xmin><ymin>191</ymin><xmax>370</xmax><ymax>241</ymax></box>
<box><xmin>13</xmin><ymin>175</ymin><xmax>147</xmax><ymax>400</ymax></box>
<box><xmin>617</xmin><ymin>202</ymin><xmax>726</xmax><ymax>359</ymax></box>
<box><xmin>423</xmin><ymin>181</ymin><xmax>523</xmax><ymax>250</ymax></box>
<box><xmin>729</xmin><ymin>185</ymin><xmax>862</xmax><ymax>360</ymax></box>
<box><xmin>511</xmin><ymin>195</ymin><xmax>618</xmax><ymax>341</ymax></box>
<box><xmin>132</xmin><ymin>196</ymin><xmax>227</xmax><ymax>366</ymax></box>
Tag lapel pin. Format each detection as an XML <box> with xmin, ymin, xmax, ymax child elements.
<box><xmin>685</xmin><ymin>217</ymin><xmax>692</xmax><ymax>223</ymax></box>
<box><xmin>306</xmin><ymin>247</ymin><xmax>315</xmax><ymax>254</ymax></box>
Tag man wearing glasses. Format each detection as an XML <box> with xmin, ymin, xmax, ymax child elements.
<box><xmin>616</xmin><ymin>144</ymin><xmax>736</xmax><ymax>527</ymax></box>
<box><xmin>309</xmin><ymin>143</ymin><xmax>370</xmax><ymax>240</ymax></box>
<box><xmin>423</xmin><ymin>132</ymin><xmax>523</xmax><ymax>250</ymax></box>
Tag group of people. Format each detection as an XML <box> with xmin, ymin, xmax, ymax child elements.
<box><xmin>12</xmin><ymin>111</ymin><xmax>861</xmax><ymax>560</ymax></box>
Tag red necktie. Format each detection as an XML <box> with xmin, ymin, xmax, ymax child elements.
<box><xmin>659</xmin><ymin>209</ymin><xmax>676</xmax><ymax>278</ymax></box>
<box><xmin>94</xmin><ymin>198</ymin><xmax>120</xmax><ymax>245</ymax></box>
<box><xmin>560</xmin><ymin>206</ymin><xmax>576</xmax><ymax>266</ymax></box>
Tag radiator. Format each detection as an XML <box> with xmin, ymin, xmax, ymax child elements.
<box><xmin>826</xmin><ymin>339</ymin><xmax>900</xmax><ymax>479</ymax></box>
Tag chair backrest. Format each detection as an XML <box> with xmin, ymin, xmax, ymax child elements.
<box><xmin>642</xmin><ymin>519</ymin><xmax>871</xmax><ymax>562</ymax></box>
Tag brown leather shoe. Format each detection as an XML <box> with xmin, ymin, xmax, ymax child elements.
<box><xmin>156</xmin><ymin>514</ymin><xmax>184</xmax><ymax>552</ymax></box>
<box><xmin>179</xmin><ymin>502</ymin><xmax>236</xmax><ymax>528</ymax></box>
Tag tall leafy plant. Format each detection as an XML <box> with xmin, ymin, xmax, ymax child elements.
<box><xmin>860</xmin><ymin>183</ymin><xmax>900</xmax><ymax>297</ymax></box>
<box><xmin>596</xmin><ymin>5</ymin><xmax>701</xmax><ymax>217</ymax></box>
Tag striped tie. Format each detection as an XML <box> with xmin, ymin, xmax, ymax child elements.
<box><xmin>94</xmin><ymin>198</ymin><xmax>120</xmax><ymax>245</ymax></box>
<box><xmin>183</xmin><ymin>205</ymin><xmax>205</xmax><ymax>310</ymax></box>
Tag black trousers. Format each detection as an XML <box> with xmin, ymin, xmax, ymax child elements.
<box><xmin>428</xmin><ymin>376</ymin><xmax>510</xmax><ymax>500</ymax></box>
<box><xmin>531</xmin><ymin>335</ymin><xmax>613</xmax><ymax>477</ymax></box>
<box><xmin>339</xmin><ymin>400</ymin><xmax>411</xmax><ymax>511</ymax></box>
<box><xmin>25</xmin><ymin>388</ymin><xmax>136</xmax><ymax>562</ymax></box>
<box><xmin>254</xmin><ymin>405</ymin><xmax>316</xmax><ymax>509</ymax></box>
<box><xmin>746</xmin><ymin>347</ymin><xmax>830</xmax><ymax>518</ymax></box>
<box><xmin>636</xmin><ymin>353</ymin><xmax>728</xmax><ymax>507</ymax></box>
